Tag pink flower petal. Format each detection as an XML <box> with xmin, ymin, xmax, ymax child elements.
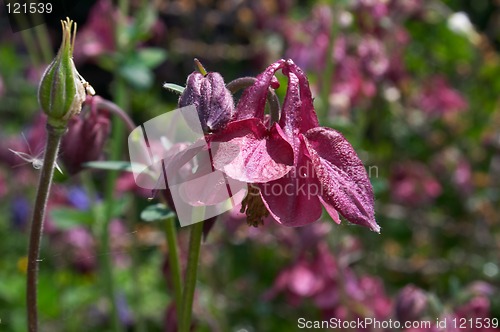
<box><xmin>303</xmin><ymin>127</ymin><xmax>379</xmax><ymax>232</ymax></box>
<box><xmin>259</xmin><ymin>146</ymin><xmax>323</xmax><ymax>227</ymax></box>
<box><xmin>212</xmin><ymin>118</ymin><xmax>293</xmax><ymax>183</ymax></box>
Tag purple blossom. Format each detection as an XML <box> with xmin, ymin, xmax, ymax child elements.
<box><xmin>51</xmin><ymin>227</ymin><xmax>97</xmax><ymax>274</ymax></box>
<box><xmin>73</xmin><ymin>0</ymin><xmax>117</xmax><ymax>63</ymax></box>
<box><xmin>417</xmin><ymin>76</ymin><xmax>468</xmax><ymax>116</ymax></box>
<box><xmin>213</xmin><ymin>59</ymin><xmax>378</xmax><ymax>231</ymax></box>
<box><xmin>390</xmin><ymin>161</ymin><xmax>442</xmax><ymax>206</ymax></box>
<box><xmin>394</xmin><ymin>285</ymin><xmax>428</xmax><ymax>323</ymax></box>
<box><xmin>357</xmin><ymin>36</ymin><xmax>390</xmax><ymax>78</ymax></box>
<box><xmin>265</xmin><ymin>242</ymin><xmax>392</xmax><ymax>320</ymax></box>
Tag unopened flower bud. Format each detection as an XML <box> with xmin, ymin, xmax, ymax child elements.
<box><xmin>178</xmin><ymin>69</ymin><xmax>234</xmax><ymax>133</ymax></box>
<box><xmin>60</xmin><ymin>97</ymin><xmax>110</xmax><ymax>175</ymax></box>
<box><xmin>38</xmin><ymin>18</ymin><xmax>86</xmax><ymax>130</ymax></box>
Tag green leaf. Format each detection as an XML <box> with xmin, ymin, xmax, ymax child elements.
<box><xmin>84</xmin><ymin>161</ymin><xmax>158</xmax><ymax>180</ymax></box>
<box><xmin>162</xmin><ymin>83</ymin><xmax>185</xmax><ymax>94</ymax></box>
<box><xmin>119</xmin><ymin>63</ymin><xmax>153</xmax><ymax>90</ymax></box>
<box><xmin>84</xmin><ymin>161</ymin><xmax>136</xmax><ymax>172</ymax></box>
<box><xmin>50</xmin><ymin>208</ymin><xmax>93</xmax><ymax>229</ymax></box>
<box><xmin>96</xmin><ymin>53</ymin><xmax>120</xmax><ymax>72</ymax></box>
<box><xmin>137</xmin><ymin>48</ymin><xmax>167</xmax><ymax>68</ymax></box>
<box><xmin>140</xmin><ymin>204</ymin><xmax>175</xmax><ymax>222</ymax></box>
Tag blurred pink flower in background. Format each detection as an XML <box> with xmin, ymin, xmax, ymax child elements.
<box><xmin>265</xmin><ymin>241</ymin><xmax>393</xmax><ymax>322</ymax></box>
<box><xmin>116</xmin><ymin>172</ymin><xmax>152</xmax><ymax>198</ymax></box>
<box><xmin>417</xmin><ymin>76</ymin><xmax>468</xmax><ymax>116</ymax></box>
<box><xmin>394</xmin><ymin>285</ymin><xmax>428</xmax><ymax>323</ymax></box>
<box><xmin>390</xmin><ymin>161</ymin><xmax>442</xmax><ymax>206</ymax></box>
<box><xmin>73</xmin><ymin>0</ymin><xmax>117</xmax><ymax>62</ymax></box>
<box><xmin>282</xmin><ymin>5</ymin><xmax>332</xmax><ymax>71</ymax></box>
<box><xmin>452</xmin><ymin>295</ymin><xmax>498</xmax><ymax>332</ymax></box>
<box><xmin>357</xmin><ymin>36</ymin><xmax>389</xmax><ymax>78</ymax></box>
<box><xmin>431</xmin><ymin>148</ymin><xmax>473</xmax><ymax>196</ymax></box>
<box><xmin>263</xmin><ymin>242</ymin><xmax>337</xmax><ymax>306</ymax></box>
<box><xmin>390</xmin><ymin>0</ymin><xmax>424</xmax><ymax>18</ymax></box>
<box><xmin>109</xmin><ymin>219</ymin><xmax>132</xmax><ymax>268</ymax></box>
<box><xmin>51</xmin><ymin>227</ymin><xmax>97</xmax><ymax>274</ymax></box>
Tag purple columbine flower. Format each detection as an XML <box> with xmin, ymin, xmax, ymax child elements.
<box><xmin>213</xmin><ymin>59</ymin><xmax>379</xmax><ymax>232</ymax></box>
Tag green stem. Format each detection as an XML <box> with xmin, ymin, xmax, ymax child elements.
<box><xmin>99</xmin><ymin>0</ymin><xmax>131</xmax><ymax>329</ymax></box>
<box><xmin>164</xmin><ymin>216</ymin><xmax>183</xmax><ymax>311</ymax></box>
<box><xmin>100</xmin><ymin>89</ymin><xmax>127</xmax><ymax>332</ymax></box>
<box><xmin>27</xmin><ymin>124</ymin><xmax>65</xmax><ymax>332</ymax></box>
<box><xmin>127</xmin><ymin>201</ymin><xmax>146</xmax><ymax>332</ymax></box>
<box><xmin>94</xmin><ymin>97</ymin><xmax>137</xmax><ymax>133</ymax></box>
<box><xmin>32</xmin><ymin>16</ymin><xmax>53</xmax><ymax>64</ymax></box>
<box><xmin>179</xmin><ymin>222</ymin><xmax>204</xmax><ymax>332</ymax></box>
<box><xmin>15</xmin><ymin>14</ymin><xmax>40</xmax><ymax>67</ymax></box>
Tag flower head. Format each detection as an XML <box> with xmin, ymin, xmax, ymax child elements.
<box><xmin>38</xmin><ymin>18</ymin><xmax>86</xmax><ymax>130</ymax></box>
<box><xmin>213</xmin><ymin>59</ymin><xmax>379</xmax><ymax>232</ymax></box>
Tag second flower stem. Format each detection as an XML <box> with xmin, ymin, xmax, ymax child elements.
<box><xmin>179</xmin><ymin>221</ymin><xmax>204</xmax><ymax>332</ymax></box>
<box><xmin>164</xmin><ymin>216</ymin><xmax>183</xmax><ymax>311</ymax></box>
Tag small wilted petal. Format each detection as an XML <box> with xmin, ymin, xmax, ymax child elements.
<box><xmin>303</xmin><ymin>127</ymin><xmax>379</xmax><ymax>232</ymax></box>
<box><xmin>178</xmin><ymin>72</ymin><xmax>234</xmax><ymax>133</ymax></box>
<box><xmin>38</xmin><ymin>18</ymin><xmax>86</xmax><ymax>129</ymax></box>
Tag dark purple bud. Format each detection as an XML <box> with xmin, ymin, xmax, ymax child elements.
<box><xmin>60</xmin><ymin>97</ymin><xmax>111</xmax><ymax>175</ymax></box>
<box><xmin>178</xmin><ymin>72</ymin><xmax>234</xmax><ymax>133</ymax></box>
<box><xmin>394</xmin><ymin>285</ymin><xmax>428</xmax><ymax>323</ymax></box>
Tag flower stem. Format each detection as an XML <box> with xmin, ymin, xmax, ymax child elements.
<box><xmin>179</xmin><ymin>222</ymin><xmax>204</xmax><ymax>332</ymax></box>
<box><xmin>226</xmin><ymin>77</ymin><xmax>281</xmax><ymax>123</ymax></box>
<box><xmin>100</xmin><ymin>88</ymin><xmax>127</xmax><ymax>332</ymax></box>
<box><xmin>164</xmin><ymin>216</ymin><xmax>183</xmax><ymax>311</ymax></box>
<box><xmin>98</xmin><ymin>1</ymin><xmax>131</xmax><ymax>328</ymax></box>
<box><xmin>93</xmin><ymin>96</ymin><xmax>137</xmax><ymax>133</ymax></box>
<box><xmin>27</xmin><ymin>124</ymin><xmax>65</xmax><ymax>332</ymax></box>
